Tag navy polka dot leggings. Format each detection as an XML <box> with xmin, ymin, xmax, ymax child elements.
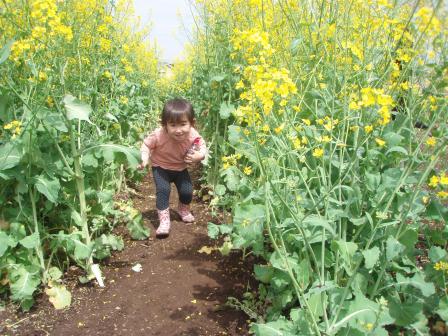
<box><xmin>152</xmin><ymin>166</ymin><xmax>193</xmax><ymax>210</ymax></box>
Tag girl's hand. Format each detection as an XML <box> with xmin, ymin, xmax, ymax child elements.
<box><xmin>184</xmin><ymin>150</ymin><xmax>204</xmax><ymax>164</ymax></box>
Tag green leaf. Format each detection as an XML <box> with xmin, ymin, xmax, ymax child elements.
<box><xmin>82</xmin><ymin>152</ymin><xmax>98</xmax><ymax>168</ymax></box>
<box><xmin>385</xmin><ymin>146</ymin><xmax>408</xmax><ymax>156</ymax></box>
<box><xmin>395</xmin><ymin>272</ymin><xmax>435</xmax><ymax>297</ymax></box>
<box><xmin>34</xmin><ymin>174</ymin><xmax>60</xmax><ymax>203</ymax></box>
<box><xmin>389</xmin><ymin>298</ymin><xmax>421</xmax><ymax>326</ymax></box>
<box><xmin>207</xmin><ymin>222</ymin><xmax>220</xmax><ymax>239</ymax></box>
<box><xmin>86</xmin><ymin>144</ymin><xmax>140</xmax><ymax>168</ymax></box>
<box><xmin>428</xmin><ymin>246</ymin><xmax>447</xmax><ymax>262</ymax></box>
<box><xmin>362</xmin><ymin>246</ymin><xmax>380</xmax><ymax>269</ymax></box>
<box><xmin>0</xmin><ymin>143</ymin><xmax>21</xmax><ymax>171</ymax></box>
<box><xmin>9</xmin><ymin>265</ymin><xmax>41</xmax><ymax>309</ymax></box>
<box><xmin>214</xmin><ymin>184</ymin><xmax>226</xmax><ymax>196</ymax></box>
<box><xmin>233</xmin><ymin>203</ymin><xmax>265</xmax><ymax>245</ymax></box>
<box><xmin>331</xmin><ymin>240</ymin><xmax>358</xmax><ymax>261</ymax></box>
<box><xmin>19</xmin><ymin>232</ymin><xmax>40</xmax><ymax>249</ymax></box>
<box><xmin>219</xmin><ymin>102</ymin><xmax>234</xmax><ymax>119</ymax></box>
<box><xmin>0</xmin><ymin>40</ymin><xmax>13</xmax><ymax>64</ymax></box>
<box><xmin>386</xmin><ymin>236</ymin><xmax>404</xmax><ymax>261</ymax></box>
<box><xmin>303</xmin><ymin>215</ymin><xmax>336</xmax><ymax>236</ymax></box>
<box><xmin>254</xmin><ymin>264</ymin><xmax>274</xmax><ymax>283</ymax></box>
<box><xmin>73</xmin><ymin>240</ymin><xmax>91</xmax><ymax>260</ymax></box>
<box><xmin>47</xmin><ymin>267</ymin><xmax>63</xmax><ymax>281</ymax></box>
<box><xmin>126</xmin><ymin>213</ymin><xmax>150</xmax><ymax>240</ymax></box>
<box><xmin>63</xmin><ymin>95</ymin><xmax>93</xmax><ymax>123</ymax></box>
<box><xmin>45</xmin><ymin>283</ymin><xmax>71</xmax><ymax>309</ymax></box>
<box><xmin>436</xmin><ymin>297</ymin><xmax>448</xmax><ymax>321</ymax></box>
<box><xmin>0</xmin><ymin>231</ymin><xmax>15</xmax><ymax>257</ymax></box>
<box><xmin>228</xmin><ymin>125</ymin><xmax>242</xmax><ymax>145</ymax></box>
<box><xmin>71</xmin><ymin>210</ymin><xmax>83</xmax><ymax>227</ymax></box>
<box><xmin>251</xmin><ymin>318</ymin><xmax>295</xmax><ymax>336</ymax></box>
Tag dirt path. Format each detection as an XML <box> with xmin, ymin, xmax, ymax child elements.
<box><xmin>1</xmin><ymin>170</ymin><xmax>254</xmax><ymax>336</ymax></box>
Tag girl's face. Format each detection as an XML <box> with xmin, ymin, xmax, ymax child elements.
<box><xmin>165</xmin><ymin>115</ymin><xmax>192</xmax><ymax>142</ymax></box>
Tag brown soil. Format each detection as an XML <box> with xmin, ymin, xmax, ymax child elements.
<box><xmin>0</xmin><ymin>169</ymin><xmax>256</xmax><ymax>336</ymax></box>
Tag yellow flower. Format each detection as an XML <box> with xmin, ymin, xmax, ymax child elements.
<box><xmin>440</xmin><ymin>173</ymin><xmax>448</xmax><ymax>185</ymax></box>
<box><xmin>274</xmin><ymin>124</ymin><xmax>284</xmax><ymax>134</ymax></box>
<box><xmin>429</xmin><ymin>175</ymin><xmax>439</xmax><ymax>188</ymax></box>
<box><xmin>301</xmin><ymin>119</ymin><xmax>311</xmax><ymax>126</ymax></box>
<box><xmin>349</xmin><ymin>101</ymin><xmax>360</xmax><ymax>110</ymax></box>
<box><xmin>375</xmin><ymin>138</ymin><xmax>386</xmax><ymax>147</ymax></box>
<box><xmin>38</xmin><ymin>71</ymin><xmax>47</xmax><ymax>81</ymax></box>
<box><xmin>437</xmin><ymin>191</ymin><xmax>448</xmax><ymax>199</ymax></box>
<box><xmin>426</xmin><ymin>137</ymin><xmax>436</xmax><ymax>147</ymax></box>
<box><xmin>312</xmin><ymin>148</ymin><xmax>324</xmax><ymax>158</ymax></box>
<box><xmin>103</xmin><ymin>71</ymin><xmax>112</xmax><ymax>79</ymax></box>
<box><xmin>243</xmin><ymin>166</ymin><xmax>252</xmax><ymax>175</ymax></box>
<box><xmin>119</xmin><ymin>96</ymin><xmax>129</xmax><ymax>105</ymax></box>
<box><xmin>364</xmin><ymin>125</ymin><xmax>373</xmax><ymax>133</ymax></box>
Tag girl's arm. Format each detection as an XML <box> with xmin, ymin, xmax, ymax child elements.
<box><xmin>140</xmin><ymin>133</ymin><xmax>157</xmax><ymax>168</ymax></box>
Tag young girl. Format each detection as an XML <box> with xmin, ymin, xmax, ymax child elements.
<box><xmin>139</xmin><ymin>98</ymin><xmax>207</xmax><ymax>238</ymax></box>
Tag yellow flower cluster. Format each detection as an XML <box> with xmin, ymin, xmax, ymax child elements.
<box><xmin>10</xmin><ymin>0</ymin><xmax>73</xmax><ymax>62</ymax></box>
<box><xmin>221</xmin><ymin>153</ymin><xmax>242</xmax><ymax>170</ymax></box>
<box><xmin>349</xmin><ymin>88</ymin><xmax>394</xmax><ymax>126</ymax></box>
<box><xmin>428</xmin><ymin>173</ymin><xmax>448</xmax><ymax>199</ymax></box>
<box><xmin>3</xmin><ymin>120</ymin><xmax>22</xmax><ymax>139</ymax></box>
<box><xmin>231</xmin><ymin>29</ymin><xmax>297</xmax><ymax>125</ymax></box>
<box><xmin>434</xmin><ymin>261</ymin><xmax>448</xmax><ymax>273</ymax></box>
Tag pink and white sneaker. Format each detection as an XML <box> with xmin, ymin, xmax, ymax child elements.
<box><xmin>156</xmin><ymin>208</ymin><xmax>171</xmax><ymax>238</ymax></box>
<box><xmin>177</xmin><ymin>202</ymin><xmax>195</xmax><ymax>223</ymax></box>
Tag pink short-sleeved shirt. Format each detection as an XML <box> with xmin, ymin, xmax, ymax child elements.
<box><xmin>140</xmin><ymin>127</ymin><xmax>206</xmax><ymax>171</ymax></box>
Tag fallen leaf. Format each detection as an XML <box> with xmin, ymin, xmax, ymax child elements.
<box><xmin>45</xmin><ymin>282</ymin><xmax>71</xmax><ymax>309</ymax></box>
<box><xmin>198</xmin><ymin>246</ymin><xmax>215</xmax><ymax>254</ymax></box>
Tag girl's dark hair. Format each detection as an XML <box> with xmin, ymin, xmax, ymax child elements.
<box><xmin>161</xmin><ymin>98</ymin><xmax>195</xmax><ymax>126</ymax></box>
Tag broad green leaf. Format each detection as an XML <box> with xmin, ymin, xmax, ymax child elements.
<box><xmin>9</xmin><ymin>265</ymin><xmax>41</xmax><ymax>305</ymax></box>
<box><xmin>254</xmin><ymin>264</ymin><xmax>274</xmax><ymax>283</ymax></box>
<box><xmin>219</xmin><ymin>102</ymin><xmax>234</xmax><ymax>119</ymax></box>
<box><xmin>63</xmin><ymin>95</ymin><xmax>92</xmax><ymax>123</ymax></box>
<box><xmin>0</xmin><ymin>143</ymin><xmax>21</xmax><ymax>171</ymax></box>
<box><xmin>82</xmin><ymin>152</ymin><xmax>98</xmax><ymax>168</ymax></box>
<box><xmin>126</xmin><ymin>213</ymin><xmax>150</xmax><ymax>240</ymax></box>
<box><xmin>71</xmin><ymin>210</ymin><xmax>83</xmax><ymax>227</ymax></box>
<box><xmin>308</xmin><ymin>292</ymin><xmax>325</xmax><ymax>317</ymax></box>
<box><xmin>34</xmin><ymin>175</ymin><xmax>60</xmax><ymax>203</ymax></box>
<box><xmin>362</xmin><ymin>246</ymin><xmax>380</xmax><ymax>269</ymax></box>
<box><xmin>85</xmin><ymin>144</ymin><xmax>140</xmax><ymax>168</ymax></box>
<box><xmin>207</xmin><ymin>222</ymin><xmax>220</xmax><ymax>239</ymax></box>
<box><xmin>233</xmin><ymin>203</ymin><xmax>265</xmax><ymax>245</ymax></box>
<box><xmin>228</xmin><ymin>125</ymin><xmax>242</xmax><ymax>145</ymax></box>
<box><xmin>0</xmin><ymin>231</ymin><xmax>16</xmax><ymax>256</ymax></box>
<box><xmin>389</xmin><ymin>299</ymin><xmax>421</xmax><ymax>326</ymax></box>
<box><xmin>19</xmin><ymin>232</ymin><xmax>40</xmax><ymax>249</ymax></box>
<box><xmin>428</xmin><ymin>246</ymin><xmax>447</xmax><ymax>262</ymax></box>
<box><xmin>303</xmin><ymin>215</ymin><xmax>336</xmax><ymax>236</ymax></box>
<box><xmin>331</xmin><ymin>240</ymin><xmax>358</xmax><ymax>261</ymax></box>
<box><xmin>214</xmin><ymin>184</ymin><xmax>226</xmax><ymax>196</ymax></box>
<box><xmin>47</xmin><ymin>267</ymin><xmax>63</xmax><ymax>281</ymax></box>
<box><xmin>0</xmin><ymin>40</ymin><xmax>13</xmax><ymax>64</ymax></box>
<box><xmin>73</xmin><ymin>240</ymin><xmax>91</xmax><ymax>260</ymax></box>
<box><xmin>251</xmin><ymin>318</ymin><xmax>295</xmax><ymax>336</ymax></box>
<box><xmin>45</xmin><ymin>283</ymin><xmax>71</xmax><ymax>309</ymax></box>
<box><xmin>436</xmin><ymin>297</ymin><xmax>448</xmax><ymax>321</ymax></box>
<box><xmin>395</xmin><ymin>272</ymin><xmax>435</xmax><ymax>297</ymax></box>
<box><xmin>222</xmin><ymin>166</ymin><xmax>240</xmax><ymax>191</ymax></box>
<box><xmin>385</xmin><ymin>146</ymin><xmax>408</xmax><ymax>156</ymax></box>
<box><xmin>386</xmin><ymin>236</ymin><xmax>404</xmax><ymax>261</ymax></box>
